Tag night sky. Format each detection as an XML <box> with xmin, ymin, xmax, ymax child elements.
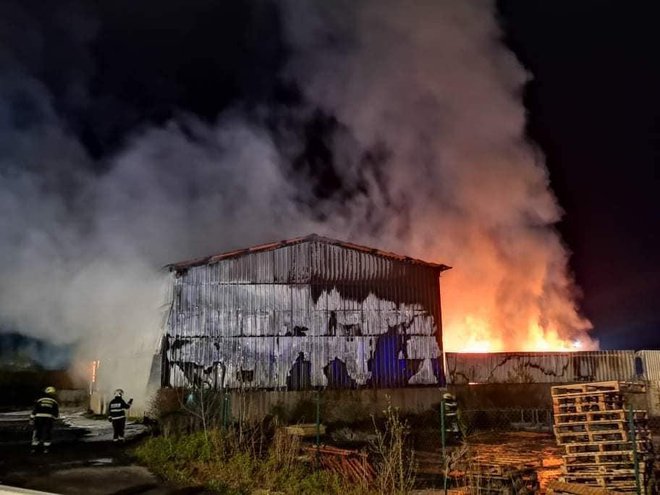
<box><xmin>1</xmin><ymin>1</ymin><xmax>659</xmax><ymax>350</ymax></box>
<box><xmin>499</xmin><ymin>1</ymin><xmax>660</xmax><ymax>348</ymax></box>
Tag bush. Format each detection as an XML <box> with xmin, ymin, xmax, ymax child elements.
<box><xmin>135</xmin><ymin>427</ymin><xmax>372</xmax><ymax>495</ymax></box>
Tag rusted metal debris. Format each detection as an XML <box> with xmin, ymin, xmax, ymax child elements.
<box><xmin>304</xmin><ymin>445</ymin><xmax>376</xmax><ymax>484</ymax></box>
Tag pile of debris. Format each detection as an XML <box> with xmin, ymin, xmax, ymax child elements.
<box><xmin>551</xmin><ymin>381</ymin><xmax>654</xmax><ymax>494</ymax></box>
<box><xmin>463</xmin><ymin>461</ymin><xmax>540</xmax><ymax>495</ymax></box>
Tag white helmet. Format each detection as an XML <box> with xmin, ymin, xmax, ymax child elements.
<box><xmin>114</xmin><ymin>389</ymin><xmax>124</xmax><ymax>397</ymax></box>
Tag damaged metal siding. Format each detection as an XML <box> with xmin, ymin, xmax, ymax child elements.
<box><xmin>638</xmin><ymin>351</ymin><xmax>660</xmax><ymax>382</ymax></box>
<box><xmin>445</xmin><ymin>351</ymin><xmax>639</xmax><ymax>384</ymax></box>
<box><xmin>164</xmin><ymin>238</ymin><xmax>446</xmax><ymax>390</ymax></box>
<box><xmin>637</xmin><ymin>351</ymin><xmax>660</xmax><ymax>417</ymax></box>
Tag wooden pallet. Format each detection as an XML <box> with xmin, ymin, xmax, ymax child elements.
<box><xmin>553</xmin><ymin>398</ymin><xmax>625</xmax><ymax>414</ymax></box>
<box><xmin>554</xmin><ymin>405</ymin><xmax>627</xmax><ymax>415</ymax></box>
<box><xmin>554</xmin><ymin>410</ymin><xmax>648</xmax><ymax>423</ymax></box>
<box><xmin>552</xmin><ymin>382</ymin><xmax>622</xmax><ymax>396</ymax></box>
<box><xmin>553</xmin><ymin>393</ymin><xmax>624</xmax><ymax>406</ymax></box>
<box><xmin>546</xmin><ymin>479</ymin><xmax>621</xmax><ymax>495</ymax></box>
<box><xmin>470</xmin><ymin>462</ymin><xmax>538</xmax><ymax>477</ymax></box>
<box><xmin>555</xmin><ymin>419</ymin><xmax>628</xmax><ymax>429</ymax></box>
<box><xmin>552</xmin><ymin>382</ymin><xmax>646</xmax><ymax>396</ymax></box>
<box><xmin>554</xmin><ymin>423</ymin><xmax>650</xmax><ymax>437</ymax></box>
<box><xmin>563</xmin><ymin>465</ymin><xmax>643</xmax><ymax>476</ymax></box>
<box><xmin>564</xmin><ymin>440</ymin><xmax>653</xmax><ymax>454</ymax></box>
<box><xmin>554</xmin><ymin>429</ymin><xmax>651</xmax><ymax>445</ymax></box>
<box><xmin>466</xmin><ymin>466</ymin><xmax>539</xmax><ymax>495</ymax></box>
<box><xmin>558</xmin><ymin>480</ymin><xmax>647</xmax><ymax>494</ymax></box>
<box><xmin>560</xmin><ymin>473</ymin><xmax>640</xmax><ymax>485</ymax></box>
<box><xmin>563</xmin><ymin>451</ymin><xmax>635</xmax><ymax>464</ymax></box>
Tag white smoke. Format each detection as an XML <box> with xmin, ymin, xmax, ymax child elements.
<box><xmin>0</xmin><ymin>0</ymin><xmax>595</xmax><ymax>405</ymax></box>
<box><xmin>279</xmin><ymin>0</ymin><xmax>595</xmax><ymax>351</ymax></box>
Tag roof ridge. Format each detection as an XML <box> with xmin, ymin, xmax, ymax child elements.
<box><xmin>169</xmin><ymin>234</ymin><xmax>451</xmax><ymax>272</ymax></box>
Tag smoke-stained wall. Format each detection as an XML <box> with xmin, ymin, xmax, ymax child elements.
<box><xmin>445</xmin><ymin>351</ymin><xmax>646</xmax><ymax>384</ymax></box>
<box><xmin>164</xmin><ymin>236</ymin><xmax>447</xmax><ymax>390</ymax></box>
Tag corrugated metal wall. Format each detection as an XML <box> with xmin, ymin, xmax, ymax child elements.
<box><xmin>638</xmin><ymin>350</ymin><xmax>660</xmax><ymax>382</ymax></box>
<box><xmin>165</xmin><ymin>240</ymin><xmax>444</xmax><ymax>390</ymax></box>
<box><xmin>637</xmin><ymin>350</ymin><xmax>660</xmax><ymax>417</ymax></box>
<box><xmin>445</xmin><ymin>351</ymin><xmax>639</xmax><ymax>384</ymax></box>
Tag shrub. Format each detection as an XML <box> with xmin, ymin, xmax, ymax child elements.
<box><xmin>135</xmin><ymin>426</ymin><xmax>371</xmax><ymax>495</ymax></box>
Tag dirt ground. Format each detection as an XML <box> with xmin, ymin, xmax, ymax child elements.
<box><xmin>0</xmin><ymin>409</ymin><xmax>214</xmax><ymax>495</ymax></box>
<box><xmin>0</xmin><ymin>409</ymin><xmax>567</xmax><ymax>495</ymax></box>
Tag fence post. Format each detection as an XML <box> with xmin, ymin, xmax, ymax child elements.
<box><xmin>315</xmin><ymin>389</ymin><xmax>321</xmax><ymax>468</ymax></box>
<box><xmin>222</xmin><ymin>391</ymin><xmax>230</xmax><ymax>430</ymax></box>
<box><xmin>628</xmin><ymin>404</ymin><xmax>642</xmax><ymax>495</ymax></box>
<box><xmin>440</xmin><ymin>398</ymin><xmax>447</xmax><ymax>495</ymax></box>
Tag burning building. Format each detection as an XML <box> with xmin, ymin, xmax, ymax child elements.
<box><xmin>160</xmin><ymin>234</ymin><xmax>450</xmax><ymax>395</ymax></box>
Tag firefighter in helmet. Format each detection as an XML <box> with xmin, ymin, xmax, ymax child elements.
<box><xmin>108</xmin><ymin>389</ymin><xmax>133</xmax><ymax>442</ymax></box>
<box><xmin>31</xmin><ymin>386</ymin><xmax>59</xmax><ymax>453</ymax></box>
<box><xmin>442</xmin><ymin>392</ymin><xmax>461</xmax><ymax>442</ymax></box>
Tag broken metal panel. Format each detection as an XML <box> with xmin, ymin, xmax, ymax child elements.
<box><xmin>445</xmin><ymin>351</ymin><xmax>638</xmax><ymax>384</ymax></box>
<box><xmin>637</xmin><ymin>350</ymin><xmax>660</xmax><ymax>382</ymax></box>
<box><xmin>164</xmin><ymin>238</ymin><xmax>444</xmax><ymax>390</ymax></box>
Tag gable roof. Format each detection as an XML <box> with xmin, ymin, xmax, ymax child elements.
<box><xmin>169</xmin><ymin>234</ymin><xmax>451</xmax><ymax>272</ymax></box>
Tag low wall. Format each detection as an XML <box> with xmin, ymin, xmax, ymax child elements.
<box><xmin>0</xmin><ymin>369</ymin><xmax>81</xmax><ymax>409</ymax></box>
<box><xmin>449</xmin><ymin>383</ymin><xmax>554</xmax><ymax>410</ymax></box>
<box><xmin>58</xmin><ymin>389</ymin><xmax>89</xmax><ymax>407</ymax></box>
<box><xmin>143</xmin><ymin>380</ymin><xmax>660</xmax><ymax>426</ymax></box>
<box><xmin>226</xmin><ymin>387</ymin><xmax>445</xmax><ymax>423</ymax></box>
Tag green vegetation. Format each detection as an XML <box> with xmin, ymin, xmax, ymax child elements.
<box><xmin>138</xmin><ymin>389</ymin><xmax>418</xmax><ymax>494</ymax></box>
<box><xmin>135</xmin><ymin>428</ymin><xmax>371</xmax><ymax>495</ymax></box>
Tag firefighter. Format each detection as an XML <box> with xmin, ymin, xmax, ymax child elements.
<box><xmin>108</xmin><ymin>389</ymin><xmax>133</xmax><ymax>442</ymax></box>
<box><xmin>31</xmin><ymin>386</ymin><xmax>59</xmax><ymax>453</ymax></box>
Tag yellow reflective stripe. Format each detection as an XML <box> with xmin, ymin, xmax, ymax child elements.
<box><xmin>34</xmin><ymin>413</ymin><xmax>56</xmax><ymax>418</ymax></box>
<box><xmin>39</xmin><ymin>398</ymin><xmax>58</xmax><ymax>404</ymax></box>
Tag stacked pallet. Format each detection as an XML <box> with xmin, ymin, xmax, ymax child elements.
<box><xmin>465</xmin><ymin>461</ymin><xmax>540</xmax><ymax>495</ymax></box>
<box><xmin>552</xmin><ymin>381</ymin><xmax>653</xmax><ymax>494</ymax></box>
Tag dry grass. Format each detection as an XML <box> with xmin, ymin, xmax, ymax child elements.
<box><xmin>135</xmin><ymin>425</ymin><xmax>375</xmax><ymax>495</ymax></box>
<box><xmin>370</xmin><ymin>403</ymin><xmax>417</xmax><ymax>495</ymax></box>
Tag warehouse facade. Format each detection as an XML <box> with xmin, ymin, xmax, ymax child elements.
<box><xmin>162</xmin><ymin>234</ymin><xmax>450</xmax><ymax>393</ymax></box>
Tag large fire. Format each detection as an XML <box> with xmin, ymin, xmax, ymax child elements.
<box><xmin>445</xmin><ymin>315</ymin><xmax>593</xmax><ymax>353</ymax></box>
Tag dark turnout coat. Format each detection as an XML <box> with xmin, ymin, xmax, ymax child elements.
<box><xmin>108</xmin><ymin>396</ymin><xmax>133</xmax><ymax>421</ymax></box>
<box><xmin>31</xmin><ymin>395</ymin><xmax>59</xmax><ymax>420</ymax></box>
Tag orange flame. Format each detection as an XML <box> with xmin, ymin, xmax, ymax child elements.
<box><xmin>444</xmin><ymin>315</ymin><xmax>593</xmax><ymax>353</ymax></box>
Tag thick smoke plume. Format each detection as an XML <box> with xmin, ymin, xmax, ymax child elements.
<box><xmin>0</xmin><ymin>0</ymin><xmax>595</xmax><ymax>404</ymax></box>
<box><xmin>279</xmin><ymin>0</ymin><xmax>595</xmax><ymax>351</ymax></box>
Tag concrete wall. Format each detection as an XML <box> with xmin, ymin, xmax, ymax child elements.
<box><xmin>58</xmin><ymin>389</ymin><xmax>89</xmax><ymax>407</ymax></box>
<box><xmin>225</xmin><ymin>387</ymin><xmax>445</xmax><ymax>423</ymax></box>
<box><xmin>448</xmin><ymin>383</ymin><xmax>554</xmax><ymax>410</ymax></box>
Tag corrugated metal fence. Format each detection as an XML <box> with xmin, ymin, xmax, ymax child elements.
<box><xmin>445</xmin><ymin>351</ymin><xmax>660</xmax><ymax>385</ymax></box>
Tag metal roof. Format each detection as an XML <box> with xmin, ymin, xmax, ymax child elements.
<box><xmin>169</xmin><ymin>234</ymin><xmax>452</xmax><ymax>272</ymax></box>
